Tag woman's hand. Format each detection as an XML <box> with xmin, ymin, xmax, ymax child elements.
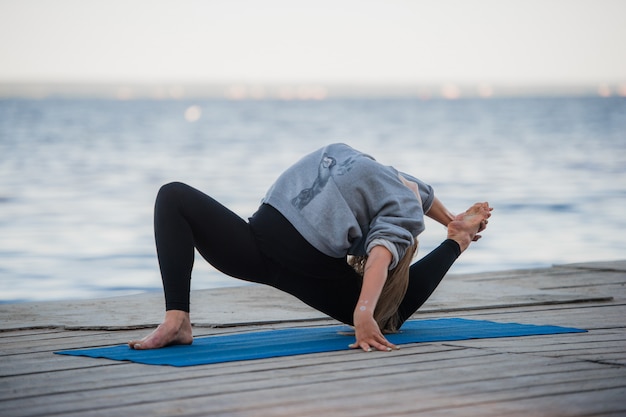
<box><xmin>349</xmin><ymin>245</ymin><xmax>399</xmax><ymax>352</ymax></box>
<box><xmin>349</xmin><ymin>308</ymin><xmax>398</xmax><ymax>352</ymax></box>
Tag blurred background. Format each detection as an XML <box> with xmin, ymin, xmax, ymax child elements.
<box><xmin>1</xmin><ymin>0</ymin><xmax>625</xmax><ymax>303</ymax></box>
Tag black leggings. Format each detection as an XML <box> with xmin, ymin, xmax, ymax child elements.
<box><xmin>154</xmin><ymin>182</ymin><xmax>461</xmax><ymax>327</ymax></box>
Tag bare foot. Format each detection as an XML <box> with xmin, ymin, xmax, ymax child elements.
<box><xmin>447</xmin><ymin>202</ymin><xmax>492</xmax><ymax>252</ymax></box>
<box><xmin>128</xmin><ymin>310</ymin><xmax>193</xmax><ymax>350</ymax></box>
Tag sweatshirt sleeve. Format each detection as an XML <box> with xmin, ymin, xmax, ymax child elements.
<box><xmin>365</xmin><ymin>211</ymin><xmax>422</xmax><ymax>269</ymax></box>
<box><xmin>362</xmin><ymin>168</ymin><xmax>426</xmax><ymax>270</ymax></box>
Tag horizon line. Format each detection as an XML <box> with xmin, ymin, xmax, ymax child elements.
<box><xmin>1</xmin><ymin>81</ymin><xmax>625</xmax><ymax>100</ymax></box>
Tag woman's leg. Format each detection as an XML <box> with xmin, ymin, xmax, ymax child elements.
<box><xmin>272</xmin><ymin>265</ymin><xmax>362</xmax><ymax>326</ymax></box>
<box><xmin>396</xmin><ymin>239</ymin><xmax>460</xmax><ymax>325</ymax></box>
<box><xmin>154</xmin><ymin>182</ymin><xmax>270</xmax><ymax>311</ymax></box>
<box><xmin>129</xmin><ymin>182</ymin><xmax>270</xmax><ymax>349</ymax></box>
<box><xmin>396</xmin><ymin>202</ymin><xmax>492</xmax><ymax>326</ymax></box>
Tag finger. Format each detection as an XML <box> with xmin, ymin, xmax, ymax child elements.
<box><xmin>373</xmin><ymin>342</ymin><xmax>394</xmax><ymax>352</ymax></box>
<box><xmin>374</xmin><ymin>335</ymin><xmax>399</xmax><ymax>351</ymax></box>
<box><xmin>378</xmin><ymin>342</ymin><xmax>399</xmax><ymax>351</ymax></box>
<box><xmin>348</xmin><ymin>342</ymin><xmax>373</xmax><ymax>352</ymax></box>
<box><xmin>387</xmin><ymin>341</ymin><xmax>399</xmax><ymax>350</ymax></box>
<box><xmin>360</xmin><ymin>342</ymin><xmax>373</xmax><ymax>352</ymax></box>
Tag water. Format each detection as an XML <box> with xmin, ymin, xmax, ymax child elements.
<box><xmin>1</xmin><ymin>97</ymin><xmax>625</xmax><ymax>303</ymax></box>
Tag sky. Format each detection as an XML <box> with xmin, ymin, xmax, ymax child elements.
<box><xmin>0</xmin><ymin>0</ymin><xmax>625</xmax><ymax>86</ymax></box>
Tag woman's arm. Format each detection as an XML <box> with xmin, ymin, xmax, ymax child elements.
<box><xmin>349</xmin><ymin>245</ymin><xmax>399</xmax><ymax>352</ymax></box>
<box><xmin>399</xmin><ymin>175</ymin><xmax>452</xmax><ymax>227</ymax></box>
<box><xmin>425</xmin><ymin>196</ymin><xmax>455</xmax><ymax>227</ymax></box>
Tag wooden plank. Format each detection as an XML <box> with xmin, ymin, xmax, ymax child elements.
<box><xmin>350</xmin><ymin>387</ymin><xmax>626</xmax><ymax>417</ymax></box>
<box><xmin>398</xmin><ymin>388</ymin><xmax>625</xmax><ymax>417</ymax></box>
<box><xmin>0</xmin><ymin>332</ymin><xmax>119</xmax><ymax>355</ymax></box>
<box><xmin>444</xmin><ymin>332</ymin><xmax>626</xmax><ymax>351</ymax></box>
<box><xmin>0</xmin><ymin>328</ymin><xmax>65</xmax><ymax>338</ymax></box>
<box><xmin>557</xmin><ymin>260</ymin><xmax>626</xmax><ymax>271</ymax></box>
<box><xmin>422</xmin><ymin>302</ymin><xmax>626</xmax><ymax>329</ymax></box>
<box><xmin>0</xmin><ymin>323</ymin><xmax>313</xmax><ymax>356</ymax></box>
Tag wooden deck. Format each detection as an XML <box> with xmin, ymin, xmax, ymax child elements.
<box><xmin>1</xmin><ymin>260</ymin><xmax>625</xmax><ymax>417</ymax></box>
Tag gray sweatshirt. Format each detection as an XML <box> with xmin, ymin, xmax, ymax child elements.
<box><xmin>262</xmin><ymin>143</ymin><xmax>435</xmax><ymax>269</ymax></box>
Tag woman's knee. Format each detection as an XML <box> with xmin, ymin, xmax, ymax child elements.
<box><xmin>157</xmin><ymin>181</ymin><xmax>190</xmax><ymax>200</ymax></box>
<box><xmin>159</xmin><ymin>181</ymin><xmax>191</xmax><ymax>194</ymax></box>
<box><xmin>155</xmin><ymin>182</ymin><xmax>195</xmax><ymax>211</ymax></box>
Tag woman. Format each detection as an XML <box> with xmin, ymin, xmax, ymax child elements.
<box><xmin>129</xmin><ymin>143</ymin><xmax>492</xmax><ymax>352</ymax></box>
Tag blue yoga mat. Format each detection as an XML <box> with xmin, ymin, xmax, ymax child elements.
<box><xmin>55</xmin><ymin>318</ymin><xmax>586</xmax><ymax>367</ymax></box>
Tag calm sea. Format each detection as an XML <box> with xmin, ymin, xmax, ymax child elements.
<box><xmin>1</xmin><ymin>97</ymin><xmax>625</xmax><ymax>303</ymax></box>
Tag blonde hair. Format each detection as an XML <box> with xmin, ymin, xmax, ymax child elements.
<box><xmin>348</xmin><ymin>240</ymin><xmax>419</xmax><ymax>333</ymax></box>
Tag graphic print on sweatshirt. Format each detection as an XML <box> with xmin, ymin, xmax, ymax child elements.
<box><xmin>291</xmin><ymin>153</ymin><xmax>356</xmax><ymax>210</ymax></box>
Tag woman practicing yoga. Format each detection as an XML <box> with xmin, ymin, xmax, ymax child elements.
<box><xmin>129</xmin><ymin>143</ymin><xmax>492</xmax><ymax>352</ymax></box>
